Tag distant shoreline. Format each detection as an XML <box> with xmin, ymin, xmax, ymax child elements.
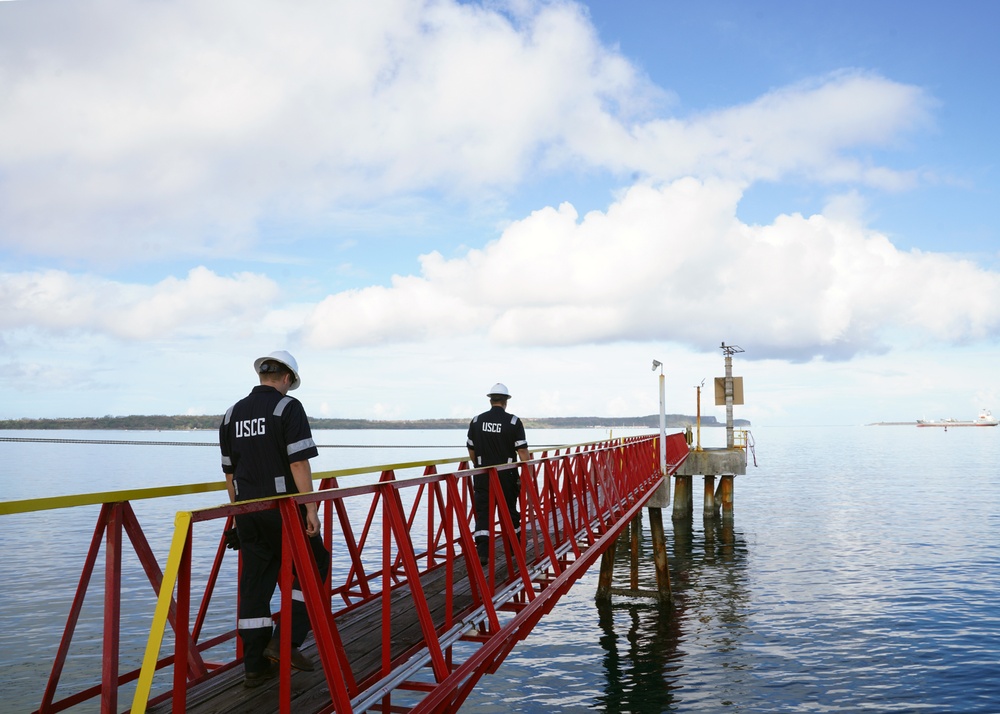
<box><xmin>0</xmin><ymin>414</ymin><xmax>750</xmax><ymax>431</ymax></box>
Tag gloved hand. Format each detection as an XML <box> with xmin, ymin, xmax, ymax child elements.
<box><xmin>224</xmin><ymin>527</ymin><xmax>240</xmax><ymax>550</ymax></box>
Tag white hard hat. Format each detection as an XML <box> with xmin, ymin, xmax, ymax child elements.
<box><xmin>487</xmin><ymin>382</ymin><xmax>511</xmax><ymax>399</ymax></box>
<box><xmin>254</xmin><ymin>350</ymin><xmax>301</xmax><ymax>390</ymax></box>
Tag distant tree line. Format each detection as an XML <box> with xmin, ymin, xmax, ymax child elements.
<box><xmin>0</xmin><ymin>415</ymin><xmax>223</xmax><ymax>430</ymax></box>
<box><xmin>0</xmin><ymin>413</ymin><xmax>748</xmax><ymax>431</ymax></box>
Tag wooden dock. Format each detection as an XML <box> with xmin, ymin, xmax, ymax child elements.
<box><xmin>147</xmin><ymin>539</ymin><xmax>534</xmax><ymax>714</ymax></box>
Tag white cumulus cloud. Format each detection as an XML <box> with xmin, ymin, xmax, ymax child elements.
<box><xmin>0</xmin><ymin>267</ymin><xmax>280</xmax><ymax>340</ymax></box>
<box><xmin>0</xmin><ymin>1</ymin><xmax>928</xmax><ymax>265</ymax></box>
<box><xmin>0</xmin><ymin>0</ymin><xmax>654</xmax><ymax>262</ymax></box>
<box><xmin>299</xmin><ymin>179</ymin><xmax>1000</xmax><ymax>359</ymax></box>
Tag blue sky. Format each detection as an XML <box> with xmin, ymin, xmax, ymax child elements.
<box><xmin>2</xmin><ymin>0</ymin><xmax>999</xmax><ymax>426</ymax></box>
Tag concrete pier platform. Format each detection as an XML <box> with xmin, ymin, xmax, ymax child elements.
<box><xmin>672</xmin><ymin>447</ymin><xmax>747</xmax><ymax>519</ymax></box>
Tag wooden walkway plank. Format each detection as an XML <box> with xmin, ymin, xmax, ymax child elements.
<box><xmin>147</xmin><ymin>537</ymin><xmax>534</xmax><ymax>714</ymax></box>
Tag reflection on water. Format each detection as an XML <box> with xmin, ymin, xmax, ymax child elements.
<box><xmin>596</xmin><ymin>593</ymin><xmax>680</xmax><ymax>713</ymax></box>
<box><xmin>594</xmin><ymin>512</ymin><xmax>749</xmax><ymax>714</ymax></box>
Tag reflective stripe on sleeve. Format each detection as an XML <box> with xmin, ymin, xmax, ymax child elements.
<box><xmin>238</xmin><ymin>617</ymin><xmax>273</xmax><ymax>630</ymax></box>
<box><xmin>292</xmin><ymin>589</ymin><xmax>305</xmax><ymax>603</ymax></box>
<box><xmin>287</xmin><ymin>437</ymin><xmax>316</xmax><ymax>457</ymax></box>
<box><xmin>221</xmin><ymin>455</ymin><xmax>232</xmax><ymax>467</ymax></box>
<box><xmin>473</xmin><ymin>530</ymin><xmax>489</xmax><ymax>539</ymax></box>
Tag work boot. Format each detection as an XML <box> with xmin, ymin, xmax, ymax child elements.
<box><xmin>243</xmin><ymin>662</ymin><xmax>277</xmax><ymax>688</ymax></box>
<box><xmin>475</xmin><ymin>536</ymin><xmax>489</xmax><ymax>565</ymax></box>
<box><xmin>264</xmin><ymin>637</ymin><xmax>315</xmax><ymax>672</ymax></box>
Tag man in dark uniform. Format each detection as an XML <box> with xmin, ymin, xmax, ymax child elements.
<box><xmin>466</xmin><ymin>383</ymin><xmax>530</xmax><ymax>565</ymax></box>
<box><xmin>219</xmin><ymin>350</ymin><xmax>330</xmax><ymax>688</ymax></box>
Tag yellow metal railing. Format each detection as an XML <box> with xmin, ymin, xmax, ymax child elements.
<box><xmin>0</xmin><ymin>456</ymin><xmax>471</xmax><ymax>517</ymax></box>
<box><xmin>0</xmin><ymin>434</ymin><xmax>642</xmax><ymax>518</ymax></box>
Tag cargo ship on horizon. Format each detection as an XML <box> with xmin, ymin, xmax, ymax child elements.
<box><xmin>916</xmin><ymin>410</ymin><xmax>999</xmax><ymax>427</ymax></box>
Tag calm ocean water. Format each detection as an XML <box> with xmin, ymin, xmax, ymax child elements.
<box><xmin>2</xmin><ymin>425</ymin><xmax>999</xmax><ymax>713</ymax></box>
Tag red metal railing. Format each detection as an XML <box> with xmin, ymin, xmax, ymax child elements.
<box><xmin>2</xmin><ymin>433</ymin><xmax>688</xmax><ymax>714</ymax></box>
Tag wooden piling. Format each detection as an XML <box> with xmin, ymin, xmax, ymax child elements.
<box><xmin>648</xmin><ymin>507</ymin><xmax>672</xmax><ymax>603</ymax></box>
<box><xmin>703</xmin><ymin>474</ymin><xmax>717</xmax><ymax>518</ymax></box>
<box><xmin>596</xmin><ymin>534</ymin><xmax>617</xmax><ymax>601</ymax></box>
<box><xmin>629</xmin><ymin>514</ymin><xmax>641</xmax><ymax>590</ymax></box>
<box><xmin>672</xmin><ymin>475</ymin><xmax>693</xmax><ymax>519</ymax></box>
<box><xmin>596</xmin><ymin>508</ymin><xmax>672</xmax><ymax>603</ymax></box>
<box><xmin>718</xmin><ymin>475</ymin><xmax>734</xmax><ymax>519</ymax></box>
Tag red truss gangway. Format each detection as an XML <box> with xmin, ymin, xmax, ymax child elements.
<box><xmin>9</xmin><ymin>433</ymin><xmax>689</xmax><ymax>714</ymax></box>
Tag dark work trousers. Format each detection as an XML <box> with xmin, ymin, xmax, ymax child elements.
<box><xmin>235</xmin><ymin>508</ymin><xmax>330</xmax><ymax>673</ymax></box>
<box><xmin>473</xmin><ymin>468</ymin><xmax>520</xmax><ymax>559</ymax></box>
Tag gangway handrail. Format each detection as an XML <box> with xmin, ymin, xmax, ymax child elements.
<box><xmin>138</xmin><ymin>434</ymin><xmax>682</xmax><ymax>713</ymax></box>
<box><xmin>0</xmin><ymin>436</ymin><xmax>635</xmax><ymax>515</ymax></box>
<box><xmin>3</xmin><ymin>433</ymin><xmax>687</xmax><ymax>714</ymax></box>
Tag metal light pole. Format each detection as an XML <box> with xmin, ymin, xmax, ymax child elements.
<box><xmin>652</xmin><ymin>360</ymin><xmax>668</xmax><ymax>503</ymax></box>
<box><xmin>720</xmin><ymin>342</ymin><xmax>744</xmax><ymax>449</ymax></box>
<box><xmin>695</xmin><ymin>378</ymin><xmax>705</xmax><ymax>451</ymax></box>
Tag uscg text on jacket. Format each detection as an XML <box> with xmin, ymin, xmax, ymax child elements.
<box><xmin>236</xmin><ymin>418</ymin><xmax>266</xmax><ymax>438</ymax></box>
